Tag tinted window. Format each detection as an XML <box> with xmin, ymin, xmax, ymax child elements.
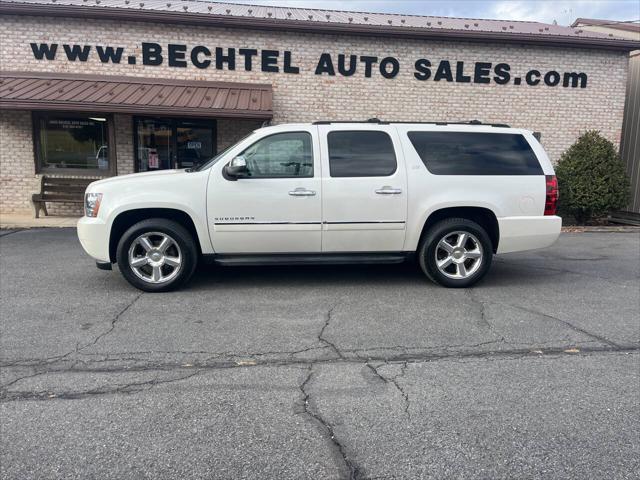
<box><xmin>407</xmin><ymin>132</ymin><xmax>543</xmax><ymax>175</ymax></box>
<box><xmin>328</xmin><ymin>131</ymin><xmax>397</xmax><ymax>177</ymax></box>
<box><xmin>240</xmin><ymin>132</ymin><xmax>313</xmax><ymax>178</ymax></box>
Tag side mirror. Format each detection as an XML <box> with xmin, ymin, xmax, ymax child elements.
<box><xmin>224</xmin><ymin>155</ymin><xmax>248</xmax><ymax>178</ymax></box>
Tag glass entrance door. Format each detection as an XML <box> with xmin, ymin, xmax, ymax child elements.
<box><xmin>136</xmin><ymin>118</ymin><xmax>173</xmax><ymax>171</ymax></box>
<box><xmin>135</xmin><ymin>118</ymin><xmax>216</xmax><ymax>172</ymax></box>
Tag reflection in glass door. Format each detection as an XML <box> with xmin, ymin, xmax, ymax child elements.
<box><xmin>176</xmin><ymin>121</ymin><xmax>215</xmax><ymax>169</ymax></box>
<box><xmin>135</xmin><ymin>118</ymin><xmax>216</xmax><ymax>172</ymax></box>
<box><xmin>136</xmin><ymin>118</ymin><xmax>173</xmax><ymax>171</ymax></box>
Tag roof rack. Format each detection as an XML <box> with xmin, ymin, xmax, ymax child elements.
<box><xmin>312</xmin><ymin>118</ymin><xmax>511</xmax><ymax>128</ymax></box>
<box><xmin>313</xmin><ymin>118</ymin><xmax>387</xmax><ymax>125</ymax></box>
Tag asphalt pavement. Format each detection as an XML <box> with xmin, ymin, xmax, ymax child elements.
<box><xmin>1</xmin><ymin>228</ymin><xmax>639</xmax><ymax>479</ymax></box>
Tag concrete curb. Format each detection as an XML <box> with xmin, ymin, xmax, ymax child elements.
<box><xmin>0</xmin><ymin>214</ymin><xmax>79</xmax><ymax>229</ymax></box>
<box><xmin>562</xmin><ymin>226</ymin><xmax>640</xmax><ymax>233</ymax></box>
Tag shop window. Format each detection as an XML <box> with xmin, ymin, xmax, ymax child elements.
<box><xmin>33</xmin><ymin>113</ymin><xmax>114</xmax><ymax>176</ymax></box>
<box><xmin>328</xmin><ymin>131</ymin><xmax>397</xmax><ymax>177</ymax></box>
<box><xmin>135</xmin><ymin>118</ymin><xmax>216</xmax><ymax>172</ymax></box>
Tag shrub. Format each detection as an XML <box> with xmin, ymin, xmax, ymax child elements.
<box><xmin>555</xmin><ymin>131</ymin><xmax>630</xmax><ymax>224</ymax></box>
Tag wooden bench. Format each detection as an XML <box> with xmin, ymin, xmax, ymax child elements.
<box><xmin>32</xmin><ymin>176</ymin><xmax>95</xmax><ymax>218</ymax></box>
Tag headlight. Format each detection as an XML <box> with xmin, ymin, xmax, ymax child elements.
<box><xmin>85</xmin><ymin>193</ymin><xmax>103</xmax><ymax>217</ymax></box>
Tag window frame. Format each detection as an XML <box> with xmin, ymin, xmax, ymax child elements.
<box><xmin>225</xmin><ymin>130</ymin><xmax>315</xmax><ymax>180</ymax></box>
<box><xmin>32</xmin><ymin>111</ymin><xmax>117</xmax><ymax>177</ymax></box>
<box><xmin>406</xmin><ymin>130</ymin><xmax>544</xmax><ymax>176</ymax></box>
<box><xmin>327</xmin><ymin>130</ymin><xmax>398</xmax><ymax>178</ymax></box>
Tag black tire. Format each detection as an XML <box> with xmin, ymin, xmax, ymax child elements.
<box><xmin>116</xmin><ymin>218</ymin><xmax>198</xmax><ymax>292</ymax></box>
<box><xmin>418</xmin><ymin>218</ymin><xmax>493</xmax><ymax>288</ymax></box>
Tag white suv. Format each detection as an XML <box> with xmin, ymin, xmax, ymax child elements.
<box><xmin>78</xmin><ymin>120</ymin><xmax>561</xmax><ymax>291</ymax></box>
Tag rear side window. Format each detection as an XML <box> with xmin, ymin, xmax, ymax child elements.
<box><xmin>407</xmin><ymin>132</ymin><xmax>543</xmax><ymax>175</ymax></box>
<box><xmin>328</xmin><ymin>131</ymin><xmax>397</xmax><ymax>177</ymax></box>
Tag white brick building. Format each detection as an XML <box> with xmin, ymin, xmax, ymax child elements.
<box><xmin>1</xmin><ymin>0</ymin><xmax>638</xmax><ymax>216</ymax></box>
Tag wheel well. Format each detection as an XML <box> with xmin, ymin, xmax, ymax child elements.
<box><xmin>419</xmin><ymin>207</ymin><xmax>499</xmax><ymax>253</ymax></box>
<box><xmin>109</xmin><ymin>208</ymin><xmax>201</xmax><ymax>262</ymax></box>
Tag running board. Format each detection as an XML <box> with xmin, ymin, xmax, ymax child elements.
<box><xmin>206</xmin><ymin>252</ymin><xmax>411</xmax><ymax>266</ymax></box>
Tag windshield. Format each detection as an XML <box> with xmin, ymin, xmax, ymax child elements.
<box><xmin>193</xmin><ymin>131</ymin><xmax>255</xmax><ymax>171</ymax></box>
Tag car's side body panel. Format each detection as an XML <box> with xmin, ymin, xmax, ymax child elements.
<box><xmin>205</xmin><ymin>125</ymin><xmax>323</xmax><ymax>253</ymax></box>
<box><xmin>317</xmin><ymin>123</ymin><xmax>409</xmax><ymax>252</ymax></box>
<box><xmin>78</xmin><ymin>168</ymin><xmax>212</xmax><ymax>261</ymax></box>
<box><xmin>393</xmin><ymin>124</ymin><xmax>559</xmax><ymax>252</ymax></box>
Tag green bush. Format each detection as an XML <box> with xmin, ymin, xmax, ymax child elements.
<box><xmin>555</xmin><ymin>131</ymin><xmax>630</xmax><ymax>224</ymax></box>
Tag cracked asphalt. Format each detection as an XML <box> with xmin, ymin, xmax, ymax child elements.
<box><xmin>1</xmin><ymin>228</ymin><xmax>639</xmax><ymax>480</ymax></box>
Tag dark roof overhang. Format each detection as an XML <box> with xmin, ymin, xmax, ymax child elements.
<box><xmin>0</xmin><ymin>71</ymin><xmax>273</xmax><ymax>118</ymax></box>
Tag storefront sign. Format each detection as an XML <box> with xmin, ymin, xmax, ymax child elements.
<box><xmin>48</xmin><ymin>119</ymin><xmax>95</xmax><ymax>128</ymax></box>
<box><xmin>30</xmin><ymin>42</ymin><xmax>588</xmax><ymax>88</ymax></box>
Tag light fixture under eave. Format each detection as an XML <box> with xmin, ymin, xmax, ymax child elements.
<box><xmin>89</xmin><ymin>117</ymin><xmax>107</xmax><ymax>122</ymax></box>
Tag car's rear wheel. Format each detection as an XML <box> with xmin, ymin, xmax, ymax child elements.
<box><xmin>419</xmin><ymin>218</ymin><xmax>493</xmax><ymax>288</ymax></box>
<box><xmin>116</xmin><ymin>219</ymin><xmax>197</xmax><ymax>292</ymax></box>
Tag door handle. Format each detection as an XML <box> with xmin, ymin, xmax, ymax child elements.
<box><xmin>375</xmin><ymin>186</ymin><xmax>402</xmax><ymax>195</ymax></box>
<box><xmin>288</xmin><ymin>188</ymin><xmax>316</xmax><ymax>196</ymax></box>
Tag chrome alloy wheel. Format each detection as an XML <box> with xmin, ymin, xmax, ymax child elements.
<box><xmin>434</xmin><ymin>231</ymin><xmax>484</xmax><ymax>279</ymax></box>
<box><xmin>128</xmin><ymin>232</ymin><xmax>182</xmax><ymax>284</ymax></box>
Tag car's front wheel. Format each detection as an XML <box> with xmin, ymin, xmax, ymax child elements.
<box><xmin>116</xmin><ymin>218</ymin><xmax>198</xmax><ymax>292</ymax></box>
<box><xmin>419</xmin><ymin>218</ymin><xmax>493</xmax><ymax>288</ymax></box>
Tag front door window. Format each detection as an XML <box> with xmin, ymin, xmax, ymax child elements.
<box><xmin>135</xmin><ymin>118</ymin><xmax>216</xmax><ymax>171</ymax></box>
<box><xmin>238</xmin><ymin>132</ymin><xmax>313</xmax><ymax>178</ymax></box>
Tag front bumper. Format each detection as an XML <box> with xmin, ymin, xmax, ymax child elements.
<box><xmin>77</xmin><ymin>216</ymin><xmax>110</xmax><ymax>263</ymax></box>
<box><xmin>497</xmin><ymin>216</ymin><xmax>562</xmax><ymax>254</ymax></box>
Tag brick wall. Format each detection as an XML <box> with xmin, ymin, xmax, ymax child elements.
<box><xmin>0</xmin><ymin>14</ymin><xmax>631</xmax><ymax>216</ymax></box>
<box><xmin>114</xmin><ymin>114</ymin><xmax>135</xmax><ymax>176</ymax></box>
<box><xmin>0</xmin><ymin>110</ymin><xmax>100</xmax><ymax>216</ymax></box>
<box><xmin>0</xmin><ymin>110</ymin><xmax>38</xmax><ymax>215</ymax></box>
<box><xmin>217</xmin><ymin>119</ymin><xmax>265</xmax><ymax>151</ymax></box>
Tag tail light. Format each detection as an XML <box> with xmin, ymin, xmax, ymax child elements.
<box><xmin>544</xmin><ymin>175</ymin><xmax>558</xmax><ymax>216</ymax></box>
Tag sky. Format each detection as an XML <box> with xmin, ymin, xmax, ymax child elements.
<box><xmin>221</xmin><ymin>0</ymin><xmax>640</xmax><ymax>26</ymax></box>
